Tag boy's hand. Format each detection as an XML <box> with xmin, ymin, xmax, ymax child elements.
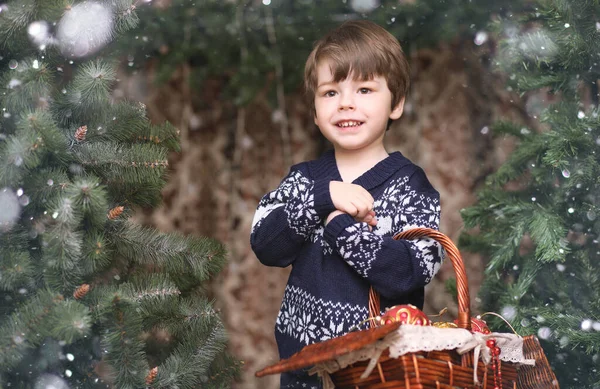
<box><xmin>327</xmin><ymin>182</ymin><xmax>378</xmax><ymax>227</ymax></box>
<box><xmin>361</xmin><ymin>210</ymin><xmax>377</xmax><ymax>227</ymax></box>
<box><xmin>330</xmin><ymin>181</ymin><xmax>376</xmax><ymax>220</ymax></box>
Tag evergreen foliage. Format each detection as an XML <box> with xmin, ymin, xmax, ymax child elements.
<box><xmin>0</xmin><ymin>1</ymin><xmax>238</xmax><ymax>387</ymax></box>
<box><xmin>461</xmin><ymin>0</ymin><xmax>600</xmax><ymax>387</ymax></box>
<box><xmin>116</xmin><ymin>0</ymin><xmax>526</xmax><ymax>107</ymax></box>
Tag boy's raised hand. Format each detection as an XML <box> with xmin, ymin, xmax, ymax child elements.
<box><xmin>328</xmin><ymin>181</ymin><xmax>378</xmax><ymax>227</ymax></box>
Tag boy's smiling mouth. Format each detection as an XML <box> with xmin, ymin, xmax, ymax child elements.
<box><xmin>336</xmin><ymin>120</ymin><xmax>364</xmax><ymax>128</ymax></box>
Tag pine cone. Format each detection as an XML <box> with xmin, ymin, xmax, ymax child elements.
<box><xmin>146</xmin><ymin>367</ymin><xmax>158</xmax><ymax>385</ymax></box>
<box><xmin>73</xmin><ymin>284</ymin><xmax>90</xmax><ymax>299</ymax></box>
<box><xmin>107</xmin><ymin>206</ymin><xmax>124</xmax><ymax>220</ymax></box>
<box><xmin>74</xmin><ymin>125</ymin><xmax>87</xmax><ymax>141</ymax></box>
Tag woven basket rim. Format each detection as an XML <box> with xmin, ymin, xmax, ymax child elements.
<box><xmin>255</xmin><ymin>322</ymin><xmax>401</xmax><ymax>377</ymax></box>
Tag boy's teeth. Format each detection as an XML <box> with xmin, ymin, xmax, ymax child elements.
<box><xmin>339</xmin><ymin>121</ymin><xmax>361</xmax><ymax>127</ymax></box>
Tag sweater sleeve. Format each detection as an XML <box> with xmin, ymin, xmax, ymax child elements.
<box><xmin>322</xmin><ymin>169</ymin><xmax>442</xmax><ymax>300</ymax></box>
<box><xmin>251</xmin><ymin>166</ymin><xmax>336</xmax><ymax>268</ymax></box>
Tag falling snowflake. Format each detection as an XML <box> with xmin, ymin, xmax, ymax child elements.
<box><xmin>57</xmin><ymin>1</ymin><xmax>114</xmax><ymax>58</ymax></box>
<box><xmin>350</xmin><ymin>0</ymin><xmax>380</xmax><ymax>13</ymax></box>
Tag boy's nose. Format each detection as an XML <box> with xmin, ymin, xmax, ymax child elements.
<box><xmin>338</xmin><ymin>94</ymin><xmax>355</xmax><ymax>111</ymax></box>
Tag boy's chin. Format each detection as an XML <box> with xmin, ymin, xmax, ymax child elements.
<box><xmin>332</xmin><ymin>142</ymin><xmax>370</xmax><ymax>152</ymax></box>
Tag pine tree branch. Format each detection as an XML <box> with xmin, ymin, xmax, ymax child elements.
<box><xmin>0</xmin><ymin>59</ymin><xmax>53</xmax><ymax>113</ymax></box>
<box><xmin>80</xmin><ymin>231</ymin><xmax>111</xmax><ymax>276</ymax></box>
<box><xmin>23</xmin><ymin>167</ymin><xmax>69</xmax><ymax>207</ymax></box>
<box><xmin>152</xmin><ymin>321</ymin><xmax>228</xmax><ymax>389</ymax></box>
<box><xmin>0</xmin><ymin>125</ymin><xmax>44</xmax><ymax>185</ymax></box>
<box><xmin>48</xmin><ymin>299</ymin><xmax>92</xmax><ymax>344</ymax></box>
<box><xmin>52</xmin><ymin>60</ymin><xmax>117</xmax><ymax>126</ymax></box>
<box><xmin>95</xmin><ymin>102</ymin><xmax>180</xmax><ymax>152</ymax></box>
<box><xmin>0</xmin><ymin>249</ymin><xmax>34</xmax><ymax>291</ymax></box>
<box><xmin>0</xmin><ymin>290</ymin><xmax>68</xmax><ymax>368</ymax></box>
<box><xmin>112</xmin><ymin>0</ymin><xmax>141</xmax><ymax>35</ymax></box>
<box><xmin>112</xmin><ymin>221</ymin><xmax>227</xmax><ymax>284</ymax></box>
<box><xmin>528</xmin><ymin>208</ymin><xmax>569</xmax><ymax>262</ymax></box>
<box><xmin>102</xmin><ymin>293</ymin><xmax>148</xmax><ymax>388</ymax></box>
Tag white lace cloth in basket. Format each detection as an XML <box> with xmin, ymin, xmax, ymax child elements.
<box><xmin>308</xmin><ymin>324</ymin><xmax>536</xmax><ymax>389</ymax></box>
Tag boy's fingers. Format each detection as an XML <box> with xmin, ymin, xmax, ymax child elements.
<box><xmin>354</xmin><ymin>213</ymin><xmax>377</xmax><ymax>228</ymax></box>
<box><xmin>355</xmin><ymin>185</ymin><xmax>372</xmax><ymax>198</ymax></box>
<box><xmin>360</xmin><ymin>192</ymin><xmax>374</xmax><ymax>207</ymax></box>
<box><xmin>344</xmin><ymin>204</ymin><xmax>358</xmax><ymax>217</ymax></box>
<box><xmin>352</xmin><ymin>201</ymin><xmax>371</xmax><ymax>219</ymax></box>
<box><xmin>363</xmin><ymin>215</ymin><xmax>377</xmax><ymax>226</ymax></box>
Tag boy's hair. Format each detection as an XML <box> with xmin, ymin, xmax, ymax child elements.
<box><xmin>304</xmin><ymin>20</ymin><xmax>410</xmax><ymax>116</ymax></box>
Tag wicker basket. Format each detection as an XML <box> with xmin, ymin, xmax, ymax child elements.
<box><xmin>256</xmin><ymin>228</ymin><xmax>560</xmax><ymax>389</ymax></box>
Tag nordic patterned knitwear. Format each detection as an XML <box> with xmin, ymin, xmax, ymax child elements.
<box><xmin>250</xmin><ymin>149</ymin><xmax>442</xmax><ymax>389</ymax></box>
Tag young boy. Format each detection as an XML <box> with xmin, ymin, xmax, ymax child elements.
<box><xmin>251</xmin><ymin>20</ymin><xmax>442</xmax><ymax>389</ymax></box>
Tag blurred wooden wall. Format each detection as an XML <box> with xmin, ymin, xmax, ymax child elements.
<box><xmin>119</xmin><ymin>40</ymin><xmax>533</xmax><ymax>389</ymax></box>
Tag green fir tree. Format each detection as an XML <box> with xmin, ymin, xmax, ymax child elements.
<box><xmin>0</xmin><ymin>1</ymin><xmax>238</xmax><ymax>388</ymax></box>
<box><xmin>460</xmin><ymin>0</ymin><xmax>600</xmax><ymax>387</ymax></box>
<box><xmin>117</xmin><ymin>0</ymin><xmax>525</xmax><ymax>108</ymax></box>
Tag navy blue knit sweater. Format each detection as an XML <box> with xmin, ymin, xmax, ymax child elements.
<box><xmin>251</xmin><ymin>150</ymin><xmax>442</xmax><ymax>389</ymax></box>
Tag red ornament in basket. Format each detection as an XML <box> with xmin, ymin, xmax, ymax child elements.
<box><xmin>378</xmin><ymin>304</ymin><xmax>431</xmax><ymax>326</ymax></box>
<box><xmin>454</xmin><ymin>316</ymin><xmax>491</xmax><ymax>334</ymax></box>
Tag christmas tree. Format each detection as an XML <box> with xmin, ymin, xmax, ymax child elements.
<box><xmin>0</xmin><ymin>1</ymin><xmax>238</xmax><ymax>388</ymax></box>
<box><xmin>460</xmin><ymin>0</ymin><xmax>600</xmax><ymax>387</ymax></box>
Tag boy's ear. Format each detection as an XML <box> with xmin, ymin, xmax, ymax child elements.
<box><xmin>389</xmin><ymin>97</ymin><xmax>406</xmax><ymax>120</ymax></box>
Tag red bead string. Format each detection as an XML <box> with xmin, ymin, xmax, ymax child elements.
<box><xmin>486</xmin><ymin>338</ymin><xmax>502</xmax><ymax>389</ymax></box>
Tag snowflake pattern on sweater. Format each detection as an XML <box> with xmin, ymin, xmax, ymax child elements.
<box><xmin>250</xmin><ymin>150</ymin><xmax>442</xmax><ymax>389</ymax></box>
<box><xmin>335</xmin><ymin>175</ymin><xmax>441</xmax><ymax>279</ymax></box>
<box><xmin>276</xmin><ymin>285</ymin><xmax>369</xmax><ymax>344</ymax></box>
<box><xmin>309</xmin><ymin>225</ymin><xmax>333</xmax><ymax>255</ymax></box>
<box><xmin>252</xmin><ymin>170</ymin><xmax>320</xmax><ymax>238</ymax></box>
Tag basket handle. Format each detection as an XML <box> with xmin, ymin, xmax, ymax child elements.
<box><xmin>368</xmin><ymin>227</ymin><xmax>471</xmax><ymax>330</ymax></box>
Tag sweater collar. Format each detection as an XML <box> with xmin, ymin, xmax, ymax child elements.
<box><xmin>309</xmin><ymin>149</ymin><xmax>411</xmax><ymax>190</ymax></box>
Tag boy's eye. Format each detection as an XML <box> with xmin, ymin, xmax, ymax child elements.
<box><xmin>358</xmin><ymin>88</ymin><xmax>371</xmax><ymax>94</ymax></box>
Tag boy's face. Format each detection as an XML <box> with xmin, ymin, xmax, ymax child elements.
<box><xmin>313</xmin><ymin>60</ymin><xmax>404</xmax><ymax>153</ymax></box>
